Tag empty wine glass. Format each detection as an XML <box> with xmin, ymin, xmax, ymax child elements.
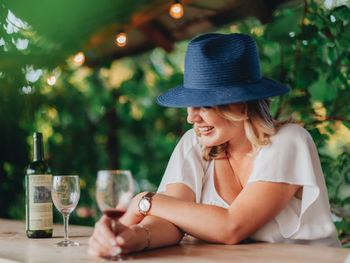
<box><xmin>96</xmin><ymin>170</ymin><xmax>134</xmax><ymax>219</ymax></box>
<box><xmin>52</xmin><ymin>175</ymin><xmax>80</xmax><ymax>247</ymax></box>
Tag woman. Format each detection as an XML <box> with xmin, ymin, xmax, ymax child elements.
<box><xmin>88</xmin><ymin>33</ymin><xmax>341</xmax><ymax>258</ymax></box>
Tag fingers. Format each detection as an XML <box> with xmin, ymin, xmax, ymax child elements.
<box><xmin>88</xmin><ymin>216</ymin><xmax>120</xmax><ymax>258</ymax></box>
<box><xmin>119</xmin><ymin>208</ymin><xmax>144</xmax><ymax>226</ymax></box>
<box><xmin>119</xmin><ymin>195</ymin><xmax>145</xmax><ymax>226</ymax></box>
<box><xmin>113</xmin><ymin>222</ymin><xmax>134</xmax><ymax>254</ymax></box>
<box><xmin>116</xmin><ymin>224</ymin><xmax>148</xmax><ymax>253</ymax></box>
<box><xmin>88</xmin><ymin>217</ymin><xmax>140</xmax><ymax>258</ymax></box>
<box><xmin>88</xmin><ymin>234</ymin><xmax>121</xmax><ymax>258</ymax></box>
<box><xmin>94</xmin><ymin>216</ymin><xmax>117</xmax><ymax>248</ymax></box>
<box><xmin>113</xmin><ymin>221</ymin><xmax>129</xmax><ymax>235</ymax></box>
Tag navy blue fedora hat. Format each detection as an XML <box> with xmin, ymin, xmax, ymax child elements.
<box><xmin>156</xmin><ymin>33</ymin><xmax>290</xmax><ymax>107</ymax></box>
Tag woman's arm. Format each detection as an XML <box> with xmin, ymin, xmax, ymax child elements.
<box><xmin>132</xmin><ymin>181</ymin><xmax>300</xmax><ymax>245</ymax></box>
<box><xmin>120</xmin><ymin>183</ymin><xmax>196</xmax><ymax>250</ymax></box>
<box><xmin>88</xmin><ymin>183</ymin><xmax>195</xmax><ymax>257</ymax></box>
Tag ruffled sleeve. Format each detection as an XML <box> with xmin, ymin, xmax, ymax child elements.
<box><xmin>157</xmin><ymin>129</ymin><xmax>209</xmax><ymax>203</ymax></box>
<box><xmin>248</xmin><ymin>124</ymin><xmax>337</xmax><ymax>240</ymax></box>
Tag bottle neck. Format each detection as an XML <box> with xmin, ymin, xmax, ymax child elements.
<box><xmin>33</xmin><ymin>137</ymin><xmax>44</xmax><ymax>162</ymax></box>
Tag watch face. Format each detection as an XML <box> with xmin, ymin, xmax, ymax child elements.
<box><xmin>139</xmin><ymin>198</ymin><xmax>151</xmax><ymax>212</ymax></box>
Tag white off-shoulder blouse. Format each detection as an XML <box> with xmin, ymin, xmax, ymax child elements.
<box><xmin>157</xmin><ymin>124</ymin><xmax>341</xmax><ymax>247</ymax></box>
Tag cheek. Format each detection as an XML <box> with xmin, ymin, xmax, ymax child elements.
<box><xmin>216</xmin><ymin>121</ymin><xmax>243</xmax><ymax>140</ymax></box>
<box><xmin>217</xmin><ymin>120</ymin><xmax>235</xmax><ymax>133</ymax></box>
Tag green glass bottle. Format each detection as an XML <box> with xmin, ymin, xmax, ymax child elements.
<box><xmin>25</xmin><ymin>132</ymin><xmax>53</xmax><ymax>238</ymax></box>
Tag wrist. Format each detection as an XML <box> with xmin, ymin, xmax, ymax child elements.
<box><xmin>132</xmin><ymin>224</ymin><xmax>151</xmax><ymax>251</ymax></box>
<box><xmin>137</xmin><ymin>192</ymin><xmax>156</xmax><ymax>216</ymax></box>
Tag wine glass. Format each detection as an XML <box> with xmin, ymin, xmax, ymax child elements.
<box><xmin>52</xmin><ymin>175</ymin><xmax>80</xmax><ymax>247</ymax></box>
<box><xmin>96</xmin><ymin>170</ymin><xmax>134</xmax><ymax>220</ymax></box>
<box><xmin>96</xmin><ymin>170</ymin><xmax>134</xmax><ymax>260</ymax></box>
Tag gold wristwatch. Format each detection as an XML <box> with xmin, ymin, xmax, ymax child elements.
<box><xmin>138</xmin><ymin>192</ymin><xmax>155</xmax><ymax>215</ymax></box>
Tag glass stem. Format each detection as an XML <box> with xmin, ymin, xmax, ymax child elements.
<box><xmin>63</xmin><ymin>214</ymin><xmax>70</xmax><ymax>242</ymax></box>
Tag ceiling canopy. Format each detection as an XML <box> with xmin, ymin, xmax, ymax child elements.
<box><xmin>4</xmin><ymin>0</ymin><xmax>299</xmax><ymax>67</ymax></box>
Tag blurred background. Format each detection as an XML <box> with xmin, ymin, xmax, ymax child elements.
<box><xmin>0</xmin><ymin>0</ymin><xmax>349</xmax><ymax>245</ymax></box>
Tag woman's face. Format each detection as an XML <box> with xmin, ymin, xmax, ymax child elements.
<box><xmin>187</xmin><ymin>104</ymin><xmax>245</xmax><ymax>147</ymax></box>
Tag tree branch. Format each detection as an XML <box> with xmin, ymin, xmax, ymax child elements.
<box><xmin>341</xmin><ymin>235</ymin><xmax>350</xmax><ymax>245</ymax></box>
<box><xmin>306</xmin><ymin>116</ymin><xmax>350</xmax><ymax>125</ymax></box>
<box><xmin>293</xmin><ymin>0</ymin><xmax>308</xmax><ymax>78</ymax></box>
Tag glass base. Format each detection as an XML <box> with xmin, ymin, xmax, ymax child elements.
<box><xmin>56</xmin><ymin>240</ymin><xmax>80</xmax><ymax>247</ymax></box>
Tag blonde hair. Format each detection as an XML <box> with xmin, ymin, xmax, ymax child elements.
<box><xmin>195</xmin><ymin>99</ymin><xmax>290</xmax><ymax>161</ymax></box>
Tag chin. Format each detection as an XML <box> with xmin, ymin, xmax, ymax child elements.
<box><xmin>201</xmin><ymin>139</ymin><xmax>221</xmax><ymax>147</ymax></box>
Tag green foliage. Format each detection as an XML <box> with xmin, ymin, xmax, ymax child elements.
<box><xmin>236</xmin><ymin>1</ymin><xmax>350</xmax><ymax>244</ymax></box>
<box><xmin>1</xmin><ymin>0</ymin><xmax>350</xmax><ymax>246</ymax></box>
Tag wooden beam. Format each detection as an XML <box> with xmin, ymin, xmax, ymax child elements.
<box><xmin>139</xmin><ymin>20</ymin><xmax>175</xmax><ymax>53</ymax></box>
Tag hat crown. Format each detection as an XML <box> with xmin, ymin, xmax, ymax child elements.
<box><xmin>156</xmin><ymin>33</ymin><xmax>290</xmax><ymax>108</ymax></box>
<box><xmin>184</xmin><ymin>33</ymin><xmax>262</xmax><ymax>89</ymax></box>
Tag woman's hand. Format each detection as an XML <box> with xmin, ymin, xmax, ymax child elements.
<box><xmin>88</xmin><ymin>216</ymin><xmax>149</xmax><ymax>258</ymax></box>
<box><xmin>119</xmin><ymin>192</ymin><xmax>146</xmax><ymax>226</ymax></box>
<box><xmin>88</xmin><ymin>216</ymin><xmax>123</xmax><ymax>258</ymax></box>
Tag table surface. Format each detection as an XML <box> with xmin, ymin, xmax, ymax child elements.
<box><xmin>0</xmin><ymin>218</ymin><xmax>349</xmax><ymax>263</ymax></box>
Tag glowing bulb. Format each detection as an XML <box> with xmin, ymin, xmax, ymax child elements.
<box><xmin>169</xmin><ymin>3</ymin><xmax>184</xmax><ymax>19</ymax></box>
<box><xmin>47</xmin><ymin>76</ymin><xmax>56</xmax><ymax>86</ymax></box>
<box><xmin>115</xmin><ymin>32</ymin><xmax>127</xmax><ymax>47</ymax></box>
<box><xmin>73</xmin><ymin>52</ymin><xmax>85</xmax><ymax>66</ymax></box>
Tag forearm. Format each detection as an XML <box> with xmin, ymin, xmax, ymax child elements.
<box><xmin>144</xmin><ymin>181</ymin><xmax>301</xmax><ymax>245</ymax></box>
<box><xmin>148</xmin><ymin>193</ymin><xmax>234</xmax><ymax>244</ymax></box>
<box><xmin>137</xmin><ymin>215</ymin><xmax>183</xmax><ymax>250</ymax></box>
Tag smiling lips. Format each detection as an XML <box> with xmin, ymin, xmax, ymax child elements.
<box><xmin>198</xmin><ymin>126</ymin><xmax>214</xmax><ymax>135</ymax></box>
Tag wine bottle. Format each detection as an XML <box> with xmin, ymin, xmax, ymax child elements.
<box><xmin>25</xmin><ymin>132</ymin><xmax>53</xmax><ymax>238</ymax></box>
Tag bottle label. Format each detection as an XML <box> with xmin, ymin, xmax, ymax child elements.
<box><xmin>28</xmin><ymin>174</ymin><xmax>53</xmax><ymax>230</ymax></box>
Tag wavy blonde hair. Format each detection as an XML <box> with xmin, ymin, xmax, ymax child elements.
<box><xmin>195</xmin><ymin>99</ymin><xmax>290</xmax><ymax>161</ymax></box>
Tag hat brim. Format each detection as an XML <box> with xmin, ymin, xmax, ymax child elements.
<box><xmin>156</xmin><ymin>78</ymin><xmax>290</xmax><ymax>108</ymax></box>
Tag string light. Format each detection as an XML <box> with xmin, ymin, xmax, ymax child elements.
<box><xmin>115</xmin><ymin>32</ymin><xmax>127</xmax><ymax>47</ymax></box>
<box><xmin>169</xmin><ymin>1</ymin><xmax>184</xmax><ymax>19</ymax></box>
<box><xmin>47</xmin><ymin>76</ymin><xmax>56</xmax><ymax>86</ymax></box>
<box><xmin>73</xmin><ymin>52</ymin><xmax>85</xmax><ymax>66</ymax></box>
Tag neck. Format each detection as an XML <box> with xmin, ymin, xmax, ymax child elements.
<box><xmin>227</xmin><ymin>133</ymin><xmax>252</xmax><ymax>160</ymax></box>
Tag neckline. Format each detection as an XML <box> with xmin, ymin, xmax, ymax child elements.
<box><xmin>210</xmin><ymin>161</ymin><xmax>231</xmax><ymax>207</ymax></box>
<box><xmin>226</xmin><ymin>156</ymin><xmax>244</xmax><ymax>189</ymax></box>
<box><xmin>210</xmin><ymin>147</ymin><xmax>264</xmax><ymax>207</ymax></box>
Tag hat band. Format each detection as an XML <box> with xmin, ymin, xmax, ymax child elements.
<box><xmin>184</xmin><ymin>77</ymin><xmax>262</xmax><ymax>90</ymax></box>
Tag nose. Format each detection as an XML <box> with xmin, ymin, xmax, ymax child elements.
<box><xmin>187</xmin><ymin>107</ymin><xmax>202</xmax><ymax>124</ymax></box>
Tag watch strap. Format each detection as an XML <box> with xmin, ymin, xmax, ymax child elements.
<box><xmin>143</xmin><ymin>191</ymin><xmax>155</xmax><ymax>200</ymax></box>
<box><xmin>138</xmin><ymin>192</ymin><xmax>155</xmax><ymax>215</ymax></box>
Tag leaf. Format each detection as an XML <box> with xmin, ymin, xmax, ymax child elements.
<box><xmin>264</xmin><ymin>9</ymin><xmax>301</xmax><ymax>42</ymax></box>
<box><xmin>342</xmin><ymin>121</ymin><xmax>350</xmax><ymax>130</ymax></box>
<box><xmin>339</xmin><ymin>25</ymin><xmax>350</xmax><ymax>46</ymax></box>
<box><xmin>295</xmin><ymin>68</ymin><xmax>319</xmax><ymax>91</ymax></box>
<box><xmin>308</xmin><ymin>76</ymin><xmax>337</xmax><ymax>103</ymax></box>
<box><xmin>302</xmin><ymin>25</ymin><xmax>319</xmax><ymax>40</ymax></box>
<box><xmin>332</xmin><ymin>5</ymin><xmax>350</xmax><ymax>21</ymax></box>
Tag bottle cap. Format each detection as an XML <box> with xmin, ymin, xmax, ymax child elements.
<box><xmin>33</xmin><ymin>132</ymin><xmax>43</xmax><ymax>140</ymax></box>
